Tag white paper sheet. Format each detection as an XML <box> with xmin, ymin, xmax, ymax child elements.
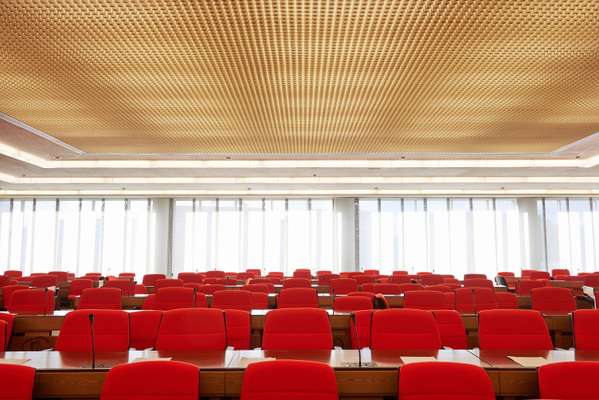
<box><xmin>238</xmin><ymin>357</ymin><xmax>276</xmax><ymax>367</ymax></box>
<box><xmin>400</xmin><ymin>356</ymin><xmax>437</xmax><ymax>364</ymax></box>
<box><xmin>131</xmin><ymin>357</ymin><xmax>172</xmax><ymax>363</ymax></box>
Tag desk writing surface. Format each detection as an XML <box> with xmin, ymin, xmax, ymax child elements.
<box><xmin>362</xmin><ymin>349</ymin><xmax>488</xmax><ymax>368</ymax></box>
<box><xmin>228</xmin><ymin>349</ymin><xmax>361</xmax><ymax>368</ymax></box>
<box><xmin>0</xmin><ymin>351</ymin><xmax>92</xmax><ymax>370</ymax></box>
<box><xmin>470</xmin><ymin>349</ymin><xmax>576</xmax><ymax>368</ymax></box>
<box><xmin>87</xmin><ymin>350</ymin><xmax>234</xmax><ymax>369</ymax></box>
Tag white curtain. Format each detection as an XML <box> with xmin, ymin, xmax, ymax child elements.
<box><xmin>0</xmin><ymin>199</ymin><xmax>155</xmax><ymax>278</ymax></box>
<box><xmin>171</xmin><ymin>198</ymin><xmax>338</xmax><ymax>275</ymax></box>
<box><xmin>358</xmin><ymin>198</ymin><xmax>525</xmax><ymax>276</ymax></box>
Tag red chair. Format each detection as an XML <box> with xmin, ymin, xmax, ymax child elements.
<box><xmin>212</xmin><ymin>290</ymin><xmax>253</xmax><ymax>311</ymax></box>
<box><xmin>0</xmin><ymin>313</ymin><xmax>15</xmax><ymax>350</ymax></box>
<box><xmin>129</xmin><ymin>310</ymin><xmax>163</xmax><ymax>350</ymax></box>
<box><xmin>206</xmin><ymin>270</ymin><xmax>226</xmax><ymax>279</ymax></box>
<box><xmin>332</xmin><ymin>296</ymin><xmax>373</xmax><ymax>312</ymax></box>
<box><xmin>350</xmin><ymin>310</ymin><xmax>373</xmax><ymax>349</ymax></box>
<box><xmin>154</xmin><ymin>279</ymin><xmax>184</xmax><ymax>289</ymax></box>
<box><xmin>277</xmin><ymin>288</ymin><xmax>319</xmax><ymax>308</ymax></box>
<box><xmin>281</xmin><ymin>278</ymin><xmax>311</xmax><ymax>289</ymax></box>
<box><xmin>30</xmin><ymin>274</ymin><xmax>58</xmax><ymax>288</ymax></box>
<box><xmin>463</xmin><ymin>273</ymin><xmax>487</xmax><ymax>280</ymax></box>
<box><xmin>573</xmin><ymin>310</ymin><xmax>599</xmax><ymax>350</ymax></box>
<box><xmin>68</xmin><ymin>279</ymin><xmax>94</xmax><ymax>300</ymax></box>
<box><xmin>246</xmin><ymin>268</ymin><xmax>261</xmax><ymax>277</ymax></box>
<box><xmin>498</xmin><ymin>271</ymin><xmax>515</xmax><ymax>277</ymax></box>
<box><xmin>370</xmin><ymin>283</ymin><xmax>402</xmax><ymax>295</ymax></box>
<box><xmin>0</xmin><ymin>364</ymin><xmax>35</xmax><ymax>400</ymax></box>
<box><xmin>478</xmin><ymin>309</ymin><xmax>552</xmax><ymax>350</ymax></box>
<box><xmin>317</xmin><ymin>273</ymin><xmax>339</xmax><ymax>286</ymax></box>
<box><xmin>266</xmin><ymin>272</ymin><xmax>284</xmax><ymax>278</ymax></box>
<box><xmin>516</xmin><ymin>279</ymin><xmax>549</xmax><ymax>295</ymax></box>
<box><xmin>583</xmin><ymin>274</ymin><xmax>599</xmax><ymax>287</ymax></box>
<box><xmin>432</xmin><ymin>310</ymin><xmax>468</xmax><ymax>349</ymax></box>
<box><xmin>177</xmin><ymin>272</ymin><xmax>203</xmax><ymax>284</ymax></box>
<box><xmin>48</xmin><ymin>271</ymin><xmax>70</xmax><ymax>283</ymax></box>
<box><xmin>531</xmin><ymin>287</ymin><xmax>576</xmax><ymax>313</ymax></box>
<box><xmin>55</xmin><ymin>310</ymin><xmax>129</xmax><ymax>352</ymax></box>
<box><xmin>404</xmin><ymin>290</ymin><xmax>448</xmax><ymax>310</ymax></box>
<box><xmin>242</xmin><ymin>283</ymin><xmax>274</xmax><ymax>293</ymax></box>
<box><xmin>454</xmin><ymin>288</ymin><xmax>497</xmax><ymax>313</ymax></box>
<box><xmin>100</xmin><ymin>360</ymin><xmax>199</xmax><ymax>400</ymax></box>
<box><xmin>530</xmin><ymin>270</ymin><xmax>551</xmax><ymax>280</ymax></box>
<box><xmin>399</xmin><ymin>362</ymin><xmax>494</xmax><ymax>400</ymax></box>
<box><xmin>370</xmin><ymin>309</ymin><xmax>441</xmax><ymax>350</ymax></box>
<box><xmin>418</xmin><ymin>274</ymin><xmax>444</xmax><ymax>286</ymax></box>
<box><xmin>247</xmin><ymin>292</ymin><xmax>268</xmax><ymax>309</ymax></box>
<box><xmin>7</xmin><ymin>288</ymin><xmax>54</xmax><ymax>314</ymax></box>
<box><xmin>78</xmin><ymin>288</ymin><xmax>122</xmax><ymax>310</ymax></box>
<box><xmin>495</xmin><ymin>292</ymin><xmax>518</xmax><ymax>309</ymax></box>
<box><xmin>397</xmin><ymin>283</ymin><xmax>424</xmax><ymax>294</ymax></box>
<box><xmin>118</xmin><ymin>272</ymin><xmax>136</xmax><ymax>279</ymax></box>
<box><xmin>248</xmin><ymin>278</ymin><xmax>272</xmax><ymax>285</ymax></box>
<box><xmin>197</xmin><ymin>284</ymin><xmax>226</xmax><ymax>294</ymax></box>
<box><xmin>392</xmin><ymin>271</ymin><xmax>408</xmax><ymax>276</ymax></box>
<box><xmin>83</xmin><ymin>273</ymin><xmax>102</xmax><ymax>281</ymax></box>
<box><xmin>3</xmin><ymin>270</ymin><xmax>23</xmax><ymax>279</ymax></box>
<box><xmin>424</xmin><ymin>284</ymin><xmax>452</xmax><ymax>292</ymax></box>
<box><xmin>292</xmin><ymin>269</ymin><xmax>312</xmax><ymax>279</ymax></box>
<box><xmin>262</xmin><ymin>308</ymin><xmax>332</xmax><ymax>350</ymax></box>
<box><xmin>224</xmin><ymin>309</ymin><xmax>251</xmax><ymax>349</ymax></box>
<box><xmin>1</xmin><ymin>285</ymin><xmax>27</xmax><ymax>309</ymax></box>
<box><xmin>551</xmin><ymin>268</ymin><xmax>570</xmax><ymax>277</ymax></box>
<box><xmin>463</xmin><ymin>278</ymin><xmax>494</xmax><ymax>289</ymax></box>
<box><xmin>538</xmin><ymin>361</ymin><xmax>599</xmax><ymax>400</ymax></box>
<box><xmin>236</xmin><ymin>273</ymin><xmax>254</xmax><ymax>281</ymax></box>
<box><xmin>142</xmin><ymin>274</ymin><xmax>166</xmax><ymax>286</ymax></box>
<box><xmin>355</xmin><ymin>275</ymin><xmax>376</xmax><ymax>286</ymax></box>
<box><xmin>152</xmin><ymin>287</ymin><xmax>207</xmax><ymax>310</ymax></box>
<box><xmin>156</xmin><ymin>308</ymin><xmax>226</xmax><ymax>351</ymax></box>
<box><xmin>240</xmin><ymin>360</ymin><xmax>337</xmax><ymax>400</ymax></box>
<box><xmin>329</xmin><ymin>278</ymin><xmax>358</xmax><ymax>295</ymax></box>
<box><xmin>390</xmin><ymin>275</ymin><xmax>412</xmax><ymax>284</ymax></box>
<box><xmin>104</xmin><ymin>279</ymin><xmax>136</xmax><ymax>296</ymax></box>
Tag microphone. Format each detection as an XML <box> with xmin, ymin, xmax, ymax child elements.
<box><xmin>222</xmin><ymin>311</ymin><xmax>229</xmax><ymax>350</ymax></box>
<box><xmin>350</xmin><ymin>312</ymin><xmax>362</xmax><ymax>367</ymax></box>
<box><xmin>193</xmin><ymin>287</ymin><xmax>198</xmax><ymax>307</ymax></box>
<box><xmin>44</xmin><ymin>288</ymin><xmax>49</xmax><ymax>316</ymax></box>
<box><xmin>88</xmin><ymin>313</ymin><xmax>96</xmax><ymax>369</ymax></box>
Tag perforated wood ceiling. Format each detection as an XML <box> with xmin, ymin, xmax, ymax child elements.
<box><xmin>1</xmin><ymin>1</ymin><xmax>598</xmax><ymax>154</ymax></box>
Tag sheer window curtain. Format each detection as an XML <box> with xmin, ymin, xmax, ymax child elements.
<box><xmin>171</xmin><ymin>198</ymin><xmax>338</xmax><ymax>275</ymax></box>
<box><xmin>0</xmin><ymin>199</ymin><xmax>155</xmax><ymax>278</ymax></box>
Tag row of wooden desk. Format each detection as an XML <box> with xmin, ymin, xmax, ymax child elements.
<box><xmin>3</xmin><ymin>348</ymin><xmax>597</xmax><ymax>399</ymax></box>
<box><xmin>7</xmin><ymin>309</ymin><xmax>575</xmax><ymax>351</ymax></box>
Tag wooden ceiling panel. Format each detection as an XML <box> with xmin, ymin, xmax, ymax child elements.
<box><xmin>1</xmin><ymin>0</ymin><xmax>598</xmax><ymax>154</ymax></box>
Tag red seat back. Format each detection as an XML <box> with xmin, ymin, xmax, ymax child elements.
<box><xmin>399</xmin><ymin>362</ymin><xmax>494</xmax><ymax>400</ymax></box>
<box><xmin>530</xmin><ymin>270</ymin><xmax>551</xmax><ymax>280</ymax></box>
<box><xmin>1</xmin><ymin>285</ymin><xmax>27</xmax><ymax>308</ymax></box>
<box><xmin>350</xmin><ymin>310</ymin><xmax>373</xmax><ymax>349</ymax></box>
<box><xmin>551</xmin><ymin>268</ymin><xmax>570</xmax><ymax>277</ymax></box>
<box><xmin>154</xmin><ymin>279</ymin><xmax>184</xmax><ymax>289</ymax></box>
<box><xmin>69</xmin><ymin>279</ymin><xmax>94</xmax><ymax>297</ymax></box>
<box><xmin>573</xmin><ymin>309</ymin><xmax>599</xmax><ymax>350</ymax></box>
<box><xmin>538</xmin><ymin>361</ymin><xmax>599</xmax><ymax>400</ymax></box>
<box><xmin>100</xmin><ymin>360</ymin><xmax>199</xmax><ymax>400</ymax></box>
<box><xmin>262</xmin><ymin>308</ymin><xmax>332</xmax><ymax>350</ymax></box>
<box><xmin>0</xmin><ymin>364</ymin><xmax>35</xmax><ymax>400</ymax></box>
<box><xmin>55</xmin><ymin>310</ymin><xmax>129</xmax><ymax>352</ymax></box>
<box><xmin>495</xmin><ymin>292</ymin><xmax>518</xmax><ymax>309</ymax></box>
<box><xmin>3</xmin><ymin>270</ymin><xmax>23</xmax><ymax>279</ymax></box>
<box><xmin>156</xmin><ymin>308</ymin><xmax>226</xmax><ymax>351</ymax></box>
<box><xmin>0</xmin><ymin>313</ymin><xmax>15</xmax><ymax>350</ymax></box>
<box><xmin>329</xmin><ymin>278</ymin><xmax>358</xmax><ymax>295</ymax></box>
<box><xmin>104</xmin><ymin>279</ymin><xmax>136</xmax><ymax>296</ymax></box>
<box><xmin>197</xmin><ymin>284</ymin><xmax>226</xmax><ymax>294</ymax></box>
<box><xmin>212</xmin><ymin>290</ymin><xmax>253</xmax><ymax>311</ymax></box>
<box><xmin>142</xmin><ymin>274</ymin><xmax>166</xmax><ymax>286</ymax></box>
<box><xmin>370</xmin><ymin>309</ymin><xmax>441</xmax><ymax>350</ymax></box>
<box><xmin>30</xmin><ymin>275</ymin><xmax>58</xmax><ymax>288</ymax></box>
<box><xmin>516</xmin><ymin>279</ymin><xmax>549</xmax><ymax>295</ymax></box>
<box><xmin>464</xmin><ymin>273</ymin><xmax>487</xmax><ymax>280</ymax></box>
<box><xmin>454</xmin><ymin>288</ymin><xmax>497</xmax><ymax>313</ymax></box>
<box><xmin>7</xmin><ymin>288</ymin><xmax>54</xmax><ymax>314</ymax></box>
<box><xmin>177</xmin><ymin>272</ymin><xmax>203</xmax><ymax>284</ymax></box>
<box><xmin>277</xmin><ymin>288</ymin><xmax>319</xmax><ymax>308</ymax></box>
<box><xmin>418</xmin><ymin>274</ymin><xmax>444</xmax><ymax>286</ymax></box>
<box><xmin>292</xmin><ymin>269</ymin><xmax>312</xmax><ymax>279</ymax></box>
<box><xmin>397</xmin><ymin>283</ymin><xmax>424</xmax><ymax>294</ymax></box>
<box><xmin>478</xmin><ymin>309</ymin><xmax>552</xmax><ymax>350</ymax></box>
<box><xmin>205</xmin><ymin>270</ymin><xmax>226</xmax><ymax>279</ymax></box>
<box><xmin>224</xmin><ymin>309</ymin><xmax>251</xmax><ymax>349</ymax></box>
<box><xmin>250</xmin><ymin>292</ymin><xmax>269</xmax><ymax>309</ymax></box>
<box><xmin>432</xmin><ymin>310</ymin><xmax>468</xmax><ymax>349</ymax></box>
<box><xmin>240</xmin><ymin>360</ymin><xmax>337</xmax><ymax>400</ymax></box>
<box><xmin>129</xmin><ymin>310</ymin><xmax>163</xmax><ymax>350</ymax></box>
<box><xmin>531</xmin><ymin>287</ymin><xmax>576</xmax><ymax>313</ymax></box>
<box><xmin>404</xmin><ymin>290</ymin><xmax>448</xmax><ymax>310</ymax></box>
<box><xmin>370</xmin><ymin>283</ymin><xmax>402</xmax><ymax>295</ymax></box>
<box><xmin>78</xmin><ymin>288</ymin><xmax>122</xmax><ymax>310</ymax></box>
<box><xmin>390</xmin><ymin>275</ymin><xmax>412</xmax><ymax>284</ymax></box>
<box><xmin>154</xmin><ymin>287</ymin><xmax>206</xmax><ymax>310</ymax></box>
<box><xmin>281</xmin><ymin>278</ymin><xmax>311</xmax><ymax>289</ymax></box>
<box><xmin>463</xmin><ymin>278</ymin><xmax>494</xmax><ymax>289</ymax></box>
<box><xmin>48</xmin><ymin>271</ymin><xmax>70</xmax><ymax>283</ymax></box>
<box><xmin>332</xmin><ymin>296</ymin><xmax>373</xmax><ymax>312</ymax></box>
<box><xmin>242</xmin><ymin>283</ymin><xmax>274</xmax><ymax>293</ymax></box>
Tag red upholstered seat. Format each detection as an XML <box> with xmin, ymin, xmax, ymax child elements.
<box><xmin>212</xmin><ymin>290</ymin><xmax>253</xmax><ymax>311</ymax></box>
<box><xmin>370</xmin><ymin>283</ymin><xmax>402</xmax><ymax>295</ymax></box>
<box><xmin>551</xmin><ymin>268</ymin><xmax>570</xmax><ymax>277</ymax></box>
<box><xmin>154</xmin><ymin>278</ymin><xmax>184</xmax><ymax>289</ymax></box>
<box><xmin>118</xmin><ymin>272</ymin><xmax>135</xmax><ymax>279</ymax></box>
<box><xmin>30</xmin><ymin>274</ymin><xmax>58</xmax><ymax>288</ymax></box>
<box><xmin>224</xmin><ymin>309</ymin><xmax>251</xmax><ymax>349</ymax></box>
<box><xmin>246</xmin><ymin>268</ymin><xmax>261</xmax><ymax>277</ymax></box>
<box><xmin>292</xmin><ymin>269</ymin><xmax>312</xmax><ymax>279</ymax></box>
<box><xmin>197</xmin><ymin>284</ymin><xmax>226</xmax><ymax>294</ymax></box>
<box><xmin>531</xmin><ymin>287</ymin><xmax>576</xmax><ymax>313</ymax></box>
<box><xmin>100</xmin><ymin>360</ymin><xmax>198</xmax><ymax>400</ymax></box>
<box><xmin>432</xmin><ymin>310</ymin><xmax>468</xmax><ymax>349</ymax></box>
<box><xmin>464</xmin><ymin>273</ymin><xmax>487</xmax><ymax>280</ymax></box>
<box><xmin>277</xmin><ymin>288</ymin><xmax>319</xmax><ymax>308</ymax></box>
<box><xmin>249</xmin><ymin>292</ymin><xmax>269</xmax><ymax>309</ymax></box>
<box><xmin>68</xmin><ymin>279</ymin><xmax>94</xmax><ymax>299</ymax></box>
<box><xmin>78</xmin><ymin>288</ymin><xmax>122</xmax><ymax>310</ymax></box>
<box><xmin>530</xmin><ymin>270</ymin><xmax>551</xmax><ymax>280</ymax></box>
<box><xmin>423</xmin><ymin>284</ymin><xmax>452</xmax><ymax>292</ymax></box>
<box><xmin>355</xmin><ymin>275</ymin><xmax>376</xmax><ymax>286</ymax></box>
<box><xmin>392</xmin><ymin>271</ymin><xmax>408</xmax><ymax>276</ymax></box>
<box><xmin>155</xmin><ymin>308</ymin><xmax>226</xmax><ymax>351</ymax></box>
<box><xmin>242</xmin><ymin>283</ymin><xmax>274</xmax><ymax>293</ymax></box>
<box><xmin>463</xmin><ymin>278</ymin><xmax>494</xmax><ymax>289</ymax></box>
<box><xmin>129</xmin><ymin>310</ymin><xmax>163</xmax><ymax>350</ymax></box>
<box><xmin>370</xmin><ymin>309</ymin><xmax>441</xmax><ymax>350</ymax></box>
<box><xmin>177</xmin><ymin>272</ymin><xmax>203</xmax><ymax>284</ymax></box>
<box><xmin>454</xmin><ymin>288</ymin><xmax>497</xmax><ymax>313</ymax></box>
<box><xmin>538</xmin><ymin>361</ymin><xmax>599</xmax><ymax>400</ymax></box>
<box><xmin>55</xmin><ymin>309</ymin><xmax>129</xmax><ymax>352</ymax></box>
<box><xmin>0</xmin><ymin>364</ymin><xmax>35</xmax><ymax>400</ymax></box>
<box><xmin>404</xmin><ymin>290</ymin><xmax>448</xmax><ymax>310</ymax></box>
<box><xmin>141</xmin><ymin>274</ymin><xmax>166</xmax><ymax>286</ymax></box>
<box><xmin>151</xmin><ymin>287</ymin><xmax>207</xmax><ymax>310</ymax></box>
<box><xmin>48</xmin><ymin>271</ymin><xmax>70</xmax><ymax>284</ymax></box>
<box><xmin>248</xmin><ymin>278</ymin><xmax>272</xmax><ymax>285</ymax></box>
<box><xmin>104</xmin><ymin>279</ymin><xmax>136</xmax><ymax>296</ymax></box>
<box><xmin>0</xmin><ymin>313</ymin><xmax>15</xmax><ymax>350</ymax></box>
<box><xmin>390</xmin><ymin>275</ymin><xmax>412</xmax><ymax>284</ymax></box>
<box><xmin>399</xmin><ymin>362</ymin><xmax>494</xmax><ymax>400</ymax></box>
<box><xmin>1</xmin><ymin>285</ymin><xmax>27</xmax><ymax>309</ymax></box>
<box><xmin>262</xmin><ymin>308</ymin><xmax>332</xmax><ymax>350</ymax></box>
<box><xmin>332</xmin><ymin>296</ymin><xmax>373</xmax><ymax>312</ymax></box>
<box><xmin>240</xmin><ymin>360</ymin><xmax>337</xmax><ymax>400</ymax></box>
<box><xmin>573</xmin><ymin>309</ymin><xmax>599</xmax><ymax>350</ymax></box>
<box><xmin>3</xmin><ymin>270</ymin><xmax>23</xmax><ymax>279</ymax></box>
<box><xmin>206</xmin><ymin>270</ymin><xmax>226</xmax><ymax>278</ymax></box>
<box><xmin>8</xmin><ymin>288</ymin><xmax>55</xmax><ymax>314</ymax></box>
<box><xmin>495</xmin><ymin>292</ymin><xmax>518</xmax><ymax>309</ymax></box>
<box><xmin>516</xmin><ymin>279</ymin><xmax>549</xmax><ymax>295</ymax></box>
<box><xmin>478</xmin><ymin>309</ymin><xmax>552</xmax><ymax>350</ymax></box>
<box><xmin>350</xmin><ymin>310</ymin><xmax>373</xmax><ymax>349</ymax></box>
<box><xmin>329</xmin><ymin>278</ymin><xmax>358</xmax><ymax>295</ymax></box>
<box><xmin>281</xmin><ymin>278</ymin><xmax>311</xmax><ymax>289</ymax></box>
<box><xmin>317</xmin><ymin>273</ymin><xmax>339</xmax><ymax>286</ymax></box>
<box><xmin>418</xmin><ymin>274</ymin><xmax>445</xmax><ymax>286</ymax></box>
<box><xmin>397</xmin><ymin>283</ymin><xmax>424</xmax><ymax>294</ymax></box>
